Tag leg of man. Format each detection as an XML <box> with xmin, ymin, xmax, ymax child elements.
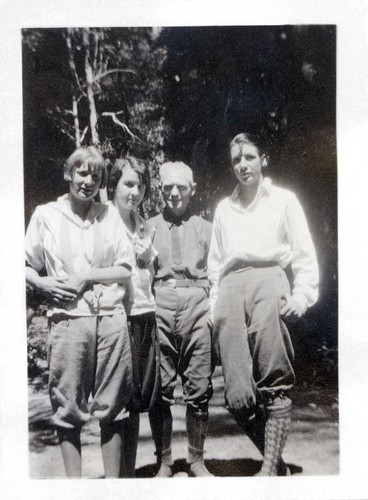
<box><xmin>213</xmin><ymin>270</ymin><xmax>258</xmax><ymax>420</ymax></box>
<box><xmin>214</xmin><ymin>268</ymin><xmax>294</xmax><ymax>476</ymax></box>
<box><xmin>177</xmin><ymin>287</ymin><xmax>213</xmax><ymax>477</ymax></box>
<box><xmin>149</xmin><ymin>285</ymin><xmax>178</xmax><ymax>477</ymax></box>
<box><xmin>245</xmin><ymin>267</ymin><xmax>295</xmax><ymax>476</ymax></box>
<box><xmin>149</xmin><ymin>401</ymin><xmax>174</xmax><ymax>476</ymax></box>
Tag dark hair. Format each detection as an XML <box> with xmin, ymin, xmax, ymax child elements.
<box><xmin>107</xmin><ymin>156</ymin><xmax>150</xmax><ymax>201</ymax></box>
<box><xmin>64</xmin><ymin>146</ymin><xmax>107</xmax><ymax>188</ymax></box>
<box><xmin>229</xmin><ymin>132</ymin><xmax>268</xmax><ymax>158</ymax></box>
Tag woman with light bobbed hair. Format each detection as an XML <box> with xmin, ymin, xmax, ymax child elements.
<box><xmin>63</xmin><ymin>145</ymin><xmax>108</xmax><ymax>187</ymax></box>
<box><xmin>25</xmin><ymin>145</ymin><xmax>134</xmax><ymax>478</ymax></box>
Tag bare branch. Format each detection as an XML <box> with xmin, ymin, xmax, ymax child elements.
<box><xmin>101</xmin><ymin>112</ymin><xmax>144</xmax><ymax>142</ymax></box>
<box><xmin>65</xmin><ymin>29</ymin><xmax>87</xmax><ymax>98</ymax></box>
<box><xmin>59</xmin><ymin>128</ymin><xmax>76</xmax><ymax>143</ymax></box>
<box><xmin>92</xmin><ymin>30</ymin><xmax>99</xmax><ymax>73</ymax></box>
<box><xmin>80</xmin><ymin>126</ymin><xmax>89</xmax><ymax>144</ymax></box>
<box><xmin>94</xmin><ymin>68</ymin><xmax>137</xmax><ymax>83</ymax></box>
<box><xmin>47</xmin><ymin>106</ymin><xmax>79</xmax><ymax>146</ymax></box>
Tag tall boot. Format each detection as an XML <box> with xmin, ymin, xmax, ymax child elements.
<box><xmin>186</xmin><ymin>407</ymin><xmax>213</xmax><ymax>477</ymax></box>
<box><xmin>149</xmin><ymin>403</ymin><xmax>174</xmax><ymax>477</ymax></box>
<box><xmin>256</xmin><ymin>394</ymin><xmax>292</xmax><ymax>476</ymax></box>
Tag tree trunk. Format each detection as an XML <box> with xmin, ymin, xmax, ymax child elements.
<box><xmin>72</xmin><ymin>94</ymin><xmax>81</xmax><ymax>147</ymax></box>
<box><xmin>83</xmin><ymin>28</ymin><xmax>100</xmax><ymax>146</ymax></box>
<box><xmin>65</xmin><ymin>29</ymin><xmax>82</xmax><ymax>147</ymax></box>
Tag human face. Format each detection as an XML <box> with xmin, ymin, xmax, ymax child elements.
<box><xmin>114</xmin><ymin>164</ymin><xmax>146</xmax><ymax>213</ymax></box>
<box><xmin>230</xmin><ymin>142</ymin><xmax>264</xmax><ymax>189</ymax></box>
<box><xmin>69</xmin><ymin>163</ymin><xmax>102</xmax><ymax>202</ymax></box>
<box><xmin>161</xmin><ymin>168</ymin><xmax>195</xmax><ymax>218</ymax></box>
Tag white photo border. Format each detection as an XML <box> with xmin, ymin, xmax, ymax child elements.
<box><xmin>1</xmin><ymin>1</ymin><xmax>368</xmax><ymax>499</ymax></box>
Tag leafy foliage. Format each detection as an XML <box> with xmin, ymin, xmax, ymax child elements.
<box><xmin>22</xmin><ymin>27</ymin><xmax>170</xmax><ymax>219</ymax></box>
<box><xmin>27</xmin><ymin>308</ymin><xmax>48</xmax><ymax>380</ymax></box>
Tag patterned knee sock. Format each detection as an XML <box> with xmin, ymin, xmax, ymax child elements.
<box><xmin>258</xmin><ymin>415</ymin><xmax>291</xmax><ymax>476</ymax></box>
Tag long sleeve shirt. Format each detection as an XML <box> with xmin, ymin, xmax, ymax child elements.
<box><xmin>149</xmin><ymin>208</ymin><xmax>212</xmax><ymax>281</ymax></box>
<box><xmin>208</xmin><ymin>177</ymin><xmax>319</xmax><ymax>313</ymax></box>
<box><xmin>26</xmin><ymin>195</ymin><xmax>134</xmax><ymax>316</ymax></box>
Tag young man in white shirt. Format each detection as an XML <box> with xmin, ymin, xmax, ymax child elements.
<box><xmin>208</xmin><ymin>132</ymin><xmax>319</xmax><ymax>476</ymax></box>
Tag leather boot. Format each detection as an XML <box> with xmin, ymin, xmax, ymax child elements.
<box><xmin>149</xmin><ymin>403</ymin><xmax>174</xmax><ymax>477</ymax></box>
<box><xmin>186</xmin><ymin>408</ymin><xmax>213</xmax><ymax>477</ymax></box>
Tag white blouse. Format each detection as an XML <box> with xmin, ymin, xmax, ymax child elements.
<box><xmin>26</xmin><ymin>195</ymin><xmax>133</xmax><ymax>316</ymax></box>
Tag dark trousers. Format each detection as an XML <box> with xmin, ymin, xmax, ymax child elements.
<box><xmin>128</xmin><ymin>311</ymin><xmax>161</xmax><ymax>413</ymax></box>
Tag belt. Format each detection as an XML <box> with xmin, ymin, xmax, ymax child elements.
<box><xmin>224</xmin><ymin>260</ymin><xmax>279</xmax><ymax>277</ymax></box>
<box><xmin>154</xmin><ymin>278</ymin><xmax>210</xmax><ymax>288</ymax></box>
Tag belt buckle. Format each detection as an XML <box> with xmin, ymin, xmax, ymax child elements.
<box><xmin>168</xmin><ymin>278</ymin><xmax>176</xmax><ymax>288</ymax></box>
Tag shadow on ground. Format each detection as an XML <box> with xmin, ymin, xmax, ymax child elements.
<box><xmin>135</xmin><ymin>458</ymin><xmax>303</xmax><ymax>478</ymax></box>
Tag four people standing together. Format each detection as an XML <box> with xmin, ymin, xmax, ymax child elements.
<box><xmin>25</xmin><ymin>132</ymin><xmax>319</xmax><ymax>478</ymax></box>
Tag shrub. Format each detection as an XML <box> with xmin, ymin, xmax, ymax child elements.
<box><xmin>27</xmin><ymin>307</ymin><xmax>48</xmax><ymax>380</ymax></box>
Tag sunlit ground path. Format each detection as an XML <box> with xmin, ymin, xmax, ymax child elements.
<box><xmin>28</xmin><ymin>365</ymin><xmax>338</xmax><ymax>479</ymax></box>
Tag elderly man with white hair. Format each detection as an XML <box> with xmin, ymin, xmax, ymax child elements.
<box><xmin>148</xmin><ymin>161</ymin><xmax>213</xmax><ymax>477</ymax></box>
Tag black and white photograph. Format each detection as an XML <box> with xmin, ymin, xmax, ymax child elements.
<box><xmin>1</xmin><ymin>1</ymin><xmax>368</xmax><ymax>500</ymax></box>
<box><xmin>23</xmin><ymin>24</ymin><xmax>337</xmax><ymax>479</ymax></box>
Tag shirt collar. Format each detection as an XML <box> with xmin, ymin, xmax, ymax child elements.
<box><xmin>56</xmin><ymin>194</ymin><xmax>106</xmax><ymax>226</ymax></box>
<box><xmin>230</xmin><ymin>177</ymin><xmax>272</xmax><ymax>210</ymax></box>
<box><xmin>163</xmin><ymin>206</ymin><xmax>192</xmax><ymax>227</ymax></box>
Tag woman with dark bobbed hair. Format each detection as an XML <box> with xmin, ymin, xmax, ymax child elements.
<box><xmin>108</xmin><ymin>156</ymin><xmax>160</xmax><ymax>477</ymax></box>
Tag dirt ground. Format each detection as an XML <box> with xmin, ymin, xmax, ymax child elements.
<box><xmin>28</xmin><ymin>366</ymin><xmax>339</xmax><ymax>479</ymax></box>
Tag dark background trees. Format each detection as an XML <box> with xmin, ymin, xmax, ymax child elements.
<box><xmin>23</xmin><ymin>25</ymin><xmax>337</xmax><ymax>387</ymax></box>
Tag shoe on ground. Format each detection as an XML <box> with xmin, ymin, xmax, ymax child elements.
<box><xmin>155</xmin><ymin>463</ymin><xmax>173</xmax><ymax>478</ymax></box>
<box><xmin>188</xmin><ymin>460</ymin><xmax>214</xmax><ymax>477</ymax></box>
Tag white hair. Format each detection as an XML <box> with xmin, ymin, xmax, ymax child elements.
<box><xmin>159</xmin><ymin>161</ymin><xmax>194</xmax><ymax>186</ymax></box>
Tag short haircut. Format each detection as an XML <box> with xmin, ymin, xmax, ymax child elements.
<box><xmin>159</xmin><ymin>161</ymin><xmax>194</xmax><ymax>186</ymax></box>
<box><xmin>107</xmin><ymin>156</ymin><xmax>150</xmax><ymax>201</ymax></box>
<box><xmin>64</xmin><ymin>146</ymin><xmax>107</xmax><ymax>188</ymax></box>
<box><xmin>229</xmin><ymin>132</ymin><xmax>267</xmax><ymax>159</ymax></box>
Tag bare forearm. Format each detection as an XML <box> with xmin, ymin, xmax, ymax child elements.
<box><xmin>26</xmin><ymin>266</ymin><xmax>41</xmax><ymax>288</ymax></box>
<box><xmin>25</xmin><ymin>266</ymin><xmax>77</xmax><ymax>303</ymax></box>
<box><xmin>82</xmin><ymin>265</ymin><xmax>131</xmax><ymax>285</ymax></box>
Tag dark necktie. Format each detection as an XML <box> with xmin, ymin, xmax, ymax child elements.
<box><xmin>171</xmin><ymin>223</ymin><xmax>183</xmax><ymax>265</ymax></box>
